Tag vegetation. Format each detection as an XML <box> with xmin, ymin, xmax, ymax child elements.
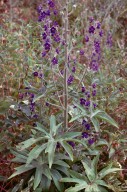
<box><xmin>0</xmin><ymin>0</ymin><xmax>127</xmax><ymax>191</ymax></box>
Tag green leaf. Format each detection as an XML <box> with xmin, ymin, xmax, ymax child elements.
<box><xmin>96</xmin><ymin>112</ymin><xmax>118</xmax><ymax>128</ymax></box>
<box><xmin>18</xmin><ymin>138</ymin><xmax>43</xmax><ymax>150</ymax></box>
<box><xmin>91</xmin><ymin>117</ymin><xmax>100</xmax><ymax>132</ymax></box>
<box><xmin>34</xmin><ymin>167</ymin><xmax>43</xmax><ymax>190</ymax></box>
<box><xmin>45</xmin><ymin>140</ymin><xmax>56</xmax><ymax>168</ymax></box>
<box><xmin>43</xmin><ymin>165</ymin><xmax>52</xmax><ymax>180</ymax></box>
<box><xmin>35</xmin><ymin>123</ymin><xmax>50</xmax><ymax>137</ymax></box>
<box><xmin>60</xmin><ymin>132</ymin><xmax>81</xmax><ymax>139</ymax></box>
<box><xmin>99</xmin><ymin>166</ymin><xmax>121</xmax><ymax>179</ymax></box>
<box><xmin>61</xmin><ymin>178</ymin><xmax>83</xmax><ymax>183</ymax></box>
<box><xmin>81</xmin><ymin>160</ymin><xmax>95</xmax><ymax>182</ymax></box>
<box><xmin>27</xmin><ymin>144</ymin><xmax>47</xmax><ymax>164</ymax></box>
<box><xmin>8</xmin><ymin>165</ymin><xmax>34</xmax><ymax>179</ymax></box>
<box><xmin>109</xmin><ymin>147</ymin><xmax>115</xmax><ymax>158</ymax></box>
<box><xmin>96</xmin><ymin>179</ymin><xmax>108</xmax><ymax>187</ymax></box>
<box><xmin>51</xmin><ymin>169</ymin><xmax>64</xmax><ymax>192</ymax></box>
<box><xmin>91</xmin><ymin>155</ymin><xmax>100</xmax><ymax>177</ymax></box>
<box><xmin>60</xmin><ymin>141</ymin><xmax>73</xmax><ymax>161</ymax></box>
<box><xmin>65</xmin><ymin>183</ymin><xmax>87</xmax><ymax>192</ymax></box>
<box><xmin>50</xmin><ymin>115</ymin><xmax>62</xmax><ymax>136</ymax></box>
<box><xmin>54</xmin><ymin>160</ymin><xmax>70</xmax><ymax>168</ymax></box>
<box><xmin>98</xmin><ymin>186</ymin><xmax>109</xmax><ymax>192</ymax></box>
<box><xmin>41</xmin><ymin>175</ymin><xmax>51</xmax><ymax>191</ymax></box>
<box><xmin>69</xmin><ymin>114</ymin><xmax>84</xmax><ymax>123</ymax></box>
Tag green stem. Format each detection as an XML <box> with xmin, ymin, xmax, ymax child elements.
<box><xmin>64</xmin><ymin>0</ymin><xmax>69</xmax><ymax>130</ymax></box>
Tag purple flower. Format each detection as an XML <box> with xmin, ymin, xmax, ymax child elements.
<box><xmin>33</xmin><ymin>114</ymin><xmax>38</xmax><ymax>119</ymax></box>
<box><xmin>56</xmin><ymin>48</ymin><xmax>60</xmax><ymax>54</ymax></box>
<box><xmin>72</xmin><ymin>66</ymin><xmax>76</xmax><ymax>73</ymax></box>
<box><xmin>50</xmin><ymin>26</ymin><xmax>56</xmax><ymax>35</ymax></box>
<box><xmin>67</xmin><ymin>75</ymin><xmax>74</xmax><ymax>85</ymax></box>
<box><xmin>53</xmin><ymin>10</ymin><xmax>58</xmax><ymax>15</ymax></box>
<box><xmin>52</xmin><ymin>57</ymin><xmax>58</xmax><ymax>65</ymax></box>
<box><xmin>89</xmin><ymin>17</ymin><xmax>94</xmax><ymax>23</ymax></box>
<box><xmin>54</xmin><ymin>35</ymin><xmax>61</xmax><ymax>42</ymax></box>
<box><xmin>30</xmin><ymin>93</ymin><xmax>34</xmax><ymax>98</ymax></box>
<box><xmin>85</xmin><ymin>100</ymin><xmax>90</xmax><ymax>107</ymax></box>
<box><xmin>68</xmin><ymin>141</ymin><xmax>75</xmax><ymax>148</ymax></box>
<box><xmin>97</xmin><ymin>22</ymin><xmax>101</xmax><ymax>29</ymax></box>
<box><xmin>48</xmin><ymin>0</ymin><xmax>55</xmax><ymax>8</ymax></box>
<box><xmin>93</xmin><ymin>103</ymin><xmax>97</xmax><ymax>108</ymax></box>
<box><xmin>80</xmin><ymin>98</ymin><xmax>86</xmax><ymax>105</ymax></box>
<box><xmin>56</xmin><ymin>142</ymin><xmax>61</xmax><ymax>149</ymax></box>
<box><xmin>80</xmin><ymin>49</ymin><xmax>84</xmax><ymax>55</ymax></box>
<box><xmin>90</xmin><ymin>60</ymin><xmax>99</xmax><ymax>71</ymax></box>
<box><xmin>82</xmin><ymin>132</ymin><xmax>89</xmax><ymax>138</ymax></box>
<box><xmin>82</xmin><ymin>86</ymin><xmax>86</xmax><ymax>93</ymax></box>
<box><xmin>89</xmin><ymin>26</ymin><xmax>95</xmax><ymax>34</ymax></box>
<box><xmin>18</xmin><ymin>93</ymin><xmax>24</xmax><ymax>99</ymax></box>
<box><xmin>85</xmin><ymin>123</ymin><xmax>91</xmax><ymax>130</ymax></box>
<box><xmin>85</xmin><ymin>91</ymin><xmax>90</xmax><ymax>98</ymax></box>
<box><xmin>106</xmin><ymin>33</ymin><xmax>112</xmax><ymax>47</ymax></box>
<box><xmin>85</xmin><ymin>35</ymin><xmax>89</xmax><ymax>42</ymax></box>
<box><xmin>88</xmin><ymin>138</ymin><xmax>95</xmax><ymax>145</ymax></box>
<box><xmin>33</xmin><ymin>71</ymin><xmax>38</xmax><ymax>77</ymax></box>
<box><xmin>46</xmin><ymin>102</ymin><xmax>49</xmax><ymax>106</ymax></box>
<box><xmin>92</xmin><ymin>90</ymin><xmax>96</xmax><ymax>96</ymax></box>
<box><xmin>46</xmin><ymin>9</ymin><xmax>50</xmax><ymax>16</ymax></box>
<box><xmin>44</xmin><ymin>25</ymin><xmax>48</xmax><ymax>31</ymax></box>
<box><xmin>92</xmin><ymin>83</ymin><xmax>96</xmax><ymax>89</ymax></box>
<box><xmin>94</xmin><ymin>40</ymin><xmax>100</xmax><ymax>53</ymax></box>
<box><xmin>82</xmin><ymin>119</ymin><xmax>87</xmax><ymax>126</ymax></box>
<box><xmin>42</xmin><ymin>51</ymin><xmax>46</xmax><ymax>57</ymax></box>
<box><xmin>42</xmin><ymin>32</ymin><xmax>47</xmax><ymax>40</ymax></box>
<box><xmin>37</xmin><ymin>5</ymin><xmax>42</xmax><ymax>13</ymax></box>
<box><xmin>40</xmin><ymin>11</ymin><xmax>46</xmax><ymax>20</ymax></box>
<box><xmin>44</xmin><ymin>42</ymin><xmax>51</xmax><ymax>51</ymax></box>
<box><xmin>99</xmin><ymin>30</ymin><xmax>103</xmax><ymax>37</ymax></box>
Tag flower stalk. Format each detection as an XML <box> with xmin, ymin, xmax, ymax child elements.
<box><xmin>64</xmin><ymin>0</ymin><xmax>69</xmax><ymax>129</ymax></box>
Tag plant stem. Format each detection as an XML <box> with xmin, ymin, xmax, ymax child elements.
<box><xmin>64</xmin><ymin>0</ymin><xmax>69</xmax><ymax>130</ymax></box>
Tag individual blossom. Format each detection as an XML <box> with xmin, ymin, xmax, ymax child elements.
<box><xmin>68</xmin><ymin>141</ymin><xmax>75</xmax><ymax>149</ymax></box>
<box><xmin>106</xmin><ymin>32</ymin><xmax>112</xmax><ymax>47</ymax></box>
<box><xmin>92</xmin><ymin>90</ymin><xmax>96</xmax><ymax>96</ymax></box>
<box><xmin>89</xmin><ymin>17</ymin><xmax>94</xmax><ymax>23</ymax></box>
<box><xmin>84</xmin><ymin>35</ymin><xmax>89</xmax><ymax>42</ymax></box>
<box><xmin>52</xmin><ymin>57</ymin><xmax>58</xmax><ymax>65</ymax></box>
<box><xmin>92</xmin><ymin>83</ymin><xmax>96</xmax><ymax>89</ymax></box>
<box><xmin>72</xmin><ymin>66</ymin><xmax>76</xmax><ymax>73</ymax></box>
<box><xmin>37</xmin><ymin>5</ymin><xmax>42</xmax><ymax>13</ymax></box>
<box><xmin>94</xmin><ymin>39</ymin><xmax>101</xmax><ymax>53</ymax></box>
<box><xmin>42</xmin><ymin>32</ymin><xmax>47</xmax><ymax>40</ymax></box>
<box><xmin>33</xmin><ymin>71</ymin><xmax>38</xmax><ymax>77</ymax></box>
<box><xmin>44</xmin><ymin>42</ymin><xmax>51</xmax><ymax>51</ymax></box>
<box><xmin>48</xmin><ymin>0</ymin><xmax>55</xmax><ymax>8</ymax></box>
<box><xmin>97</xmin><ymin>22</ymin><xmax>101</xmax><ymax>29</ymax></box>
<box><xmin>67</xmin><ymin>75</ymin><xmax>74</xmax><ymax>85</ymax></box>
<box><xmin>90</xmin><ymin>60</ymin><xmax>99</xmax><ymax>71</ymax></box>
<box><xmin>89</xmin><ymin>26</ymin><xmax>95</xmax><ymax>34</ymax></box>
<box><xmin>88</xmin><ymin>138</ymin><xmax>95</xmax><ymax>145</ymax></box>
<box><xmin>50</xmin><ymin>26</ymin><xmax>56</xmax><ymax>35</ymax></box>
<box><xmin>93</xmin><ymin>103</ymin><xmax>97</xmax><ymax>109</ymax></box>
<box><xmin>99</xmin><ymin>30</ymin><xmax>103</xmax><ymax>37</ymax></box>
<box><xmin>80</xmin><ymin>49</ymin><xmax>84</xmax><ymax>55</ymax></box>
<box><xmin>85</xmin><ymin>100</ymin><xmax>90</xmax><ymax>107</ymax></box>
<box><xmin>82</xmin><ymin>132</ymin><xmax>89</xmax><ymax>138</ymax></box>
<box><xmin>82</xmin><ymin>86</ymin><xmax>86</xmax><ymax>93</ymax></box>
<box><xmin>80</xmin><ymin>98</ymin><xmax>86</xmax><ymax>105</ymax></box>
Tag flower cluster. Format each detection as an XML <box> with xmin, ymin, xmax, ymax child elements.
<box><xmin>81</xmin><ymin>18</ymin><xmax>106</xmax><ymax>72</ymax></box>
<box><xmin>37</xmin><ymin>1</ymin><xmax>61</xmax><ymax>64</ymax></box>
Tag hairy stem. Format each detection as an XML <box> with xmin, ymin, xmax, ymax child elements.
<box><xmin>64</xmin><ymin>0</ymin><xmax>69</xmax><ymax>129</ymax></box>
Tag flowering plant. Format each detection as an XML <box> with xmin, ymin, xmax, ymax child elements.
<box><xmin>6</xmin><ymin>0</ymin><xmax>126</xmax><ymax>191</ymax></box>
